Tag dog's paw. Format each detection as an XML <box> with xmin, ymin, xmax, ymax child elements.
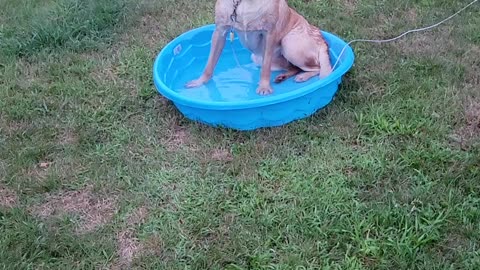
<box><xmin>294</xmin><ymin>72</ymin><xmax>318</xmax><ymax>83</ymax></box>
<box><xmin>186</xmin><ymin>80</ymin><xmax>205</xmax><ymax>88</ymax></box>
<box><xmin>256</xmin><ymin>85</ymin><xmax>273</xmax><ymax>95</ymax></box>
<box><xmin>185</xmin><ymin>78</ymin><xmax>205</xmax><ymax>88</ymax></box>
<box><xmin>294</xmin><ymin>74</ymin><xmax>310</xmax><ymax>83</ymax></box>
<box><xmin>274</xmin><ymin>74</ymin><xmax>288</xmax><ymax>83</ymax></box>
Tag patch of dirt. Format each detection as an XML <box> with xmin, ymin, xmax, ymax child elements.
<box><xmin>142</xmin><ymin>234</ymin><xmax>165</xmax><ymax>257</ymax></box>
<box><xmin>345</xmin><ymin>0</ymin><xmax>358</xmax><ymax>14</ymax></box>
<box><xmin>33</xmin><ymin>186</ymin><xmax>117</xmax><ymax>233</ymax></box>
<box><xmin>112</xmin><ymin>206</ymin><xmax>150</xmax><ymax>269</ymax></box>
<box><xmin>170</xmin><ymin>128</ymin><xmax>189</xmax><ymax>146</ymax></box>
<box><xmin>453</xmin><ymin>100</ymin><xmax>480</xmax><ymax>148</ymax></box>
<box><xmin>165</xmin><ymin>125</ymin><xmax>197</xmax><ymax>152</ymax></box>
<box><xmin>126</xmin><ymin>206</ymin><xmax>149</xmax><ymax>226</ymax></box>
<box><xmin>463</xmin><ymin>46</ymin><xmax>480</xmax><ymax>86</ymax></box>
<box><xmin>117</xmin><ymin>229</ymin><xmax>143</xmax><ymax>267</ymax></box>
<box><xmin>435</xmin><ymin>231</ymin><xmax>471</xmax><ymax>262</ymax></box>
<box><xmin>111</xmin><ymin>234</ymin><xmax>167</xmax><ymax>269</ymax></box>
<box><xmin>0</xmin><ymin>186</ymin><xmax>18</xmax><ymax>209</ymax></box>
<box><xmin>406</xmin><ymin>8</ymin><xmax>418</xmax><ymax>23</ymax></box>
<box><xmin>211</xmin><ymin>149</ymin><xmax>234</xmax><ymax>162</ymax></box>
<box><xmin>1</xmin><ymin>118</ymin><xmax>31</xmax><ymax>137</ymax></box>
<box><xmin>58</xmin><ymin>129</ymin><xmax>79</xmax><ymax>146</ymax></box>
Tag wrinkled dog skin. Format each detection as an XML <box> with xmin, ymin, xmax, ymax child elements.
<box><xmin>186</xmin><ymin>0</ymin><xmax>332</xmax><ymax>95</ymax></box>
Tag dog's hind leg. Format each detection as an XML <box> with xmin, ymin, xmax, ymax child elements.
<box><xmin>274</xmin><ymin>65</ymin><xmax>301</xmax><ymax>83</ymax></box>
<box><xmin>281</xmin><ymin>25</ymin><xmax>332</xmax><ymax>83</ymax></box>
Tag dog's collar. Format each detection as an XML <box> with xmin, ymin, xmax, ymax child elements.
<box><xmin>230</xmin><ymin>0</ymin><xmax>242</xmax><ymax>22</ymax></box>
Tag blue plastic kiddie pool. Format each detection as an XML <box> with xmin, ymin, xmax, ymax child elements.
<box><xmin>153</xmin><ymin>24</ymin><xmax>354</xmax><ymax>130</ymax></box>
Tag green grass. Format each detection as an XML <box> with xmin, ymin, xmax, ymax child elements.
<box><xmin>0</xmin><ymin>0</ymin><xmax>133</xmax><ymax>57</ymax></box>
<box><xmin>1</xmin><ymin>0</ymin><xmax>479</xmax><ymax>269</ymax></box>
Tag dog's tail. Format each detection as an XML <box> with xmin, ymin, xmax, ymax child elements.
<box><xmin>318</xmin><ymin>39</ymin><xmax>333</xmax><ymax>79</ymax></box>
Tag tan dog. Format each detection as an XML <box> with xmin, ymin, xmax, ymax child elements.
<box><xmin>186</xmin><ymin>0</ymin><xmax>332</xmax><ymax>95</ymax></box>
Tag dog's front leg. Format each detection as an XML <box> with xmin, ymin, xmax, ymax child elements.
<box><xmin>185</xmin><ymin>26</ymin><xmax>228</xmax><ymax>88</ymax></box>
<box><xmin>256</xmin><ymin>30</ymin><xmax>276</xmax><ymax>95</ymax></box>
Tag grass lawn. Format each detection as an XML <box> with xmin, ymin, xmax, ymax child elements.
<box><xmin>1</xmin><ymin>0</ymin><xmax>479</xmax><ymax>269</ymax></box>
